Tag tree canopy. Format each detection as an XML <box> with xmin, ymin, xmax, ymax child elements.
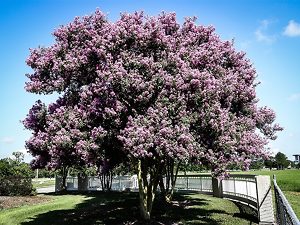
<box><xmin>24</xmin><ymin>10</ymin><xmax>282</xmax><ymax>219</ymax></box>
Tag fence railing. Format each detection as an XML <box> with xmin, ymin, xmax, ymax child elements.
<box><xmin>174</xmin><ymin>174</ymin><xmax>213</xmax><ymax>193</ymax></box>
<box><xmin>274</xmin><ymin>175</ymin><xmax>300</xmax><ymax>225</ymax></box>
<box><xmin>222</xmin><ymin>174</ymin><xmax>258</xmax><ymax>208</ymax></box>
<box><xmin>56</xmin><ymin>174</ymin><xmax>274</xmax><ymax>224</ymax></box>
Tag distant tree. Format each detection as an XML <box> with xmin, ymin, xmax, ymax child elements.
<box><xmin>179</xmin><ymin>161</ymin><xmax>209</xmax><ymax>173</ymax></box>
<box><xmin>226</xmin><ymin>163</ymin><xmax>242</xmax><ymax>171</ymax></box>
<box><xmin>0</xmin><ymin>159</ymin><xmax>11</xmax><ymax>177</ymax></box>
<box><xmin>35</xmin><ymin>168</ymin><xmax>56</xmax><ymax>178</ymax></box>
<box><xmin>12</xmin><ymin>151</ymin><xmax>25</xmax><ymax>163</ymax></box>
<box><xmin>275</xmin><ymin>152</ymin><xmax>289</xmax><ymax>170</ymax></box>
<box><xmin>250</xmin><ymin>158</ymin><xmax>265</xmax><ymax>170</ymax></box>
<box><xmin>264</xmin><ymin>156</ymin><xmax>275</xmax><ymax>170</ymax></box>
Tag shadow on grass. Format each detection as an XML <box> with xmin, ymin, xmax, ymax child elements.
<box><xmin>20</xmin><ymin>191</ymin><xmax>255</xmax><ymax>225</ymax></box>
<box><xmin>230</xmin><ymin>201</ymin><xmax>258</xmax><ymax>224</ymax></box>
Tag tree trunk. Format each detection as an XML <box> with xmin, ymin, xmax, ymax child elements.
<box><xmin>159</xmin><ymin>175</ymin><xmax>166</xmax><ymax>197</ymax></box>
<box><xmin>137</xmin><ymin>159</ymin><xmax>161</xmax><ymax>220</ymax></box>
<box><xmin>61</xmin><ymin>166</ymin><xmax>68</xmax><ymax>191</ymax></box>
<box><xmin>160</xmin><ymin>158</ymin><xmax>180</xmax><ymax>202</ymax></box>
<box><xmin>78</xmin><ymin>172</ymin><xmax>88</xmax><ymax>191</ymax></box>
<box><xmin>99</xmin><ymin>170</ymin><xmax>113</xmax><ymax>191</ymax></box>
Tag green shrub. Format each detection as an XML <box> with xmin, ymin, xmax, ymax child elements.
<box><xmin>0</xmin><ymin>176</ymin><xmax>35</xmax><ymax>196</ymax></box>
<box><xmin>0</xmin><ymin>153</ymin><xmax>35</xmax><ymax>196</ymax></box>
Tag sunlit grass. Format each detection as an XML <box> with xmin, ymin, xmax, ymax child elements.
<box><xmin>232</xmin><ymin>169</ymin><xmax>300</xmax><ymax>191</ymax></box>
<box><xmin>0</xmin><ymin>195</ymin><xmax>87</xmax><ymax>225</ymax></box>
<box><xmin>32</xmin><ymin>178</ymin><xmax>55</xmax><ymax>189</ymax></box>
<box><xmin>2</xmin><ymin>170</ymin><xmax>299</xmax><ymax>224</ymax></box>
<box><xmin>0</xmin><ymin>192</ymin><xmax>257</xmax><ymax>225</ymax></box>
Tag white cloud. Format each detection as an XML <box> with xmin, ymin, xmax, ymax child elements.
<box><xmin>283</xmin><ymin>20</ymin><xmax>300</xmax><ymax>37</ymax></box>
<box><xmin>255</xmin><ymin>19</ymin><xmax>276</xmax><ymax>44</ymax></box>
<box><xmin>0</xmin><ymin>137</ymin><xmax>14</xmax><ymax>144</ymax></box>
<box><xmin>288</xmin><ymin>93</ymin><xmax>300</xmax><ymax>102</ymax></box>
<box><xmin>255</xmin><ymin>30</ymin><xmax>275</xmax><ymax>43</ymax></box>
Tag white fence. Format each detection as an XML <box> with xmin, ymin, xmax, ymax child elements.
<box><xmin>174</xmin><ymin>174</ymin><xmax>264</xmax><ymax>211</ymax></box>
<box><xmin>222</xmin><ymin>174</ymin><xmax>257</xmax><ymax>207</ymax></box>
<box><xmin>174</xmin><ymin>175</ymin><xmax>213</xmax><ymax>193</ymax></box>
<box><xmin>56</xmin><ymin>174</ymin><xmax>274</xmax><ymax>224</ymax></box>
<box><xmin>64</xmin><ymin>175</ymin><xmax>137</xmax><ymax>191</ymax></box>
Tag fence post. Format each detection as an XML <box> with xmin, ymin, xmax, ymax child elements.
<box><xmin>78</xmin><ymin>173</ymin><xmax>88</xmax><ymax>191</ymax></box>
<box><xmin>186</xmin><ymin>176</ymin><xmax>189</xmax><ymax>190</ymax></box>
<box><xmin>200</xmin><ymin>176</ymin><xmax>203</xmax><ymax>191</ymax></box>
<box><xmin>118</xmin><ymin>176</ymin><xmax>121</xmax><ymax>191</ymax></box>
<box><xmin>212</xmin><ymin>177</ymin><xmax>223</xmax><ymax>198</ymax></box>
<box><xmin>55</xmin><ymin>175</ymin><xmax>63</xmax><ymax>192</ymax></box>
<box><xmin>256</xmin><ymin>175</ymin><xmax>274</xmax><ymax>224</ymax></box>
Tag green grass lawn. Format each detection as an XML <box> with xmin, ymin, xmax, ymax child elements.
<box><xmin>232</xmin><ymin>169</ymin><xmax>300</xmax><ymax>192</ymax></box>
<box><xmin>2</xmin><ymin>170</ymin><xmax>299</xmax><ymax>224</ymax></box>
<box><xmin>0</xmin><ymin>195</ymin><xmax>85</xmax><ymax>225</ymax></box>
<box><xmin>32</xmin><ymin>178</ymin><xmax>55</xmax><ymax>189</ymax></box>
<box><xmin>0</xmin><ymin>194</ymin><xmax>88</xmax><ymax>225</ymax></box>
<box><xmin>0</xmin><ymin>192</ymin><xmax>257</xmax><ymax>225</ymax></box>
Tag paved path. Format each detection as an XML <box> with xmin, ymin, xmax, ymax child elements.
<box><xmin>37</xmin><ymin>185</ymin><xmax>55</xmax><ymax>194</ymax></box>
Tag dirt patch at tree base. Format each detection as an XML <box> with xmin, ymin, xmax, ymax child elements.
<box><xmin>0</xmin><ymin>195</ymin><xmax>52</xmax><ymax>210</ymax></box>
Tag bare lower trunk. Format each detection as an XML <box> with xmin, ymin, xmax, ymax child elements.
<box><xmin>61</xmin><ymin>166</ymin><xmax>68</xmax><ymax>191</ymax></box>
<box><xmin>137</xmin><ymin>159</ymin><xmax>161</xmax><ymax>220</ymax></box>
<box><xmin>160</xmin><ymin>158</ymin><xmax>180</xmax><ymax>202</ymax></box>
<box><xmin>78</xmin><ymin>172</ymin><xmax>88</xmax><ymax>191</ymax></box>
<box><xmin>99</xmin><ymin>170</ymin><xmax>113</xmax><ymax>191</ymax></box>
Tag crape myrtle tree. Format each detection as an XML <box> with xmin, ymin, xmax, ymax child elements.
<box><xmin>24</xmin><ymin>10</ymin><xmax>282</xmax><ymax>220</ymax></box>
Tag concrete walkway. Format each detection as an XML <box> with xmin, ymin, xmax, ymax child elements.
<box><xmin>36</xmin><ymin>186</ymin><xmax>55</xmax><ymax>194</ymax></box>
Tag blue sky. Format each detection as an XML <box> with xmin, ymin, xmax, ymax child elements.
<box><xmin>0</xmin><ymin>0</ymin><xmax>299</xmax><ymax>162</ymax></box>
